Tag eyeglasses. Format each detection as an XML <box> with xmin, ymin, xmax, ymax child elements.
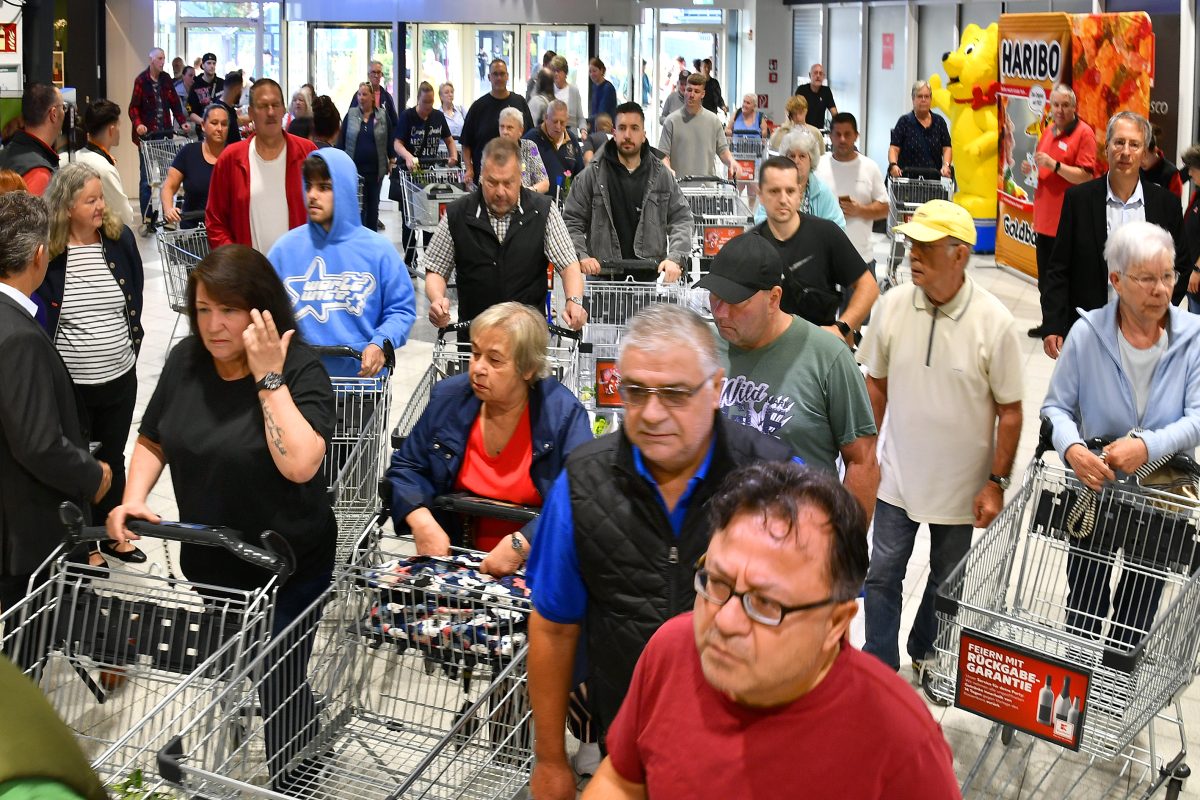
<box><xmin>907</xmin><ymin>239</ymin><xmax>960</xmax><ymax>256</ymax></box>
<box><xmin>618</xmin><ymin>371</ymin><xmax>715</xmax><ymax>408</ymax></box>
<box><xmin>1110</xmin><ymin>138</ymin><xmax>1145</xmax><ymax>153</ymax></box>
<box><xmin>694</xmin><ymin>557</ymin><xmax>836</xmax><ymax>627</ymax></box>
<box><xmin>369</xmin><ymin>70</ymin><xmax>383</xmax><ymax>76</ymax></box>
<box><xmin>1124</xmin><ymin>271</ymin><xmax>1178</xmax><ymax>290</ymax></box>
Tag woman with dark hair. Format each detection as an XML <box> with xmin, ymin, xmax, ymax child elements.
<box><xmin>65</xmin><ymin>99</ymin><xmax>139</xmax><ymax>227</ymax></box>
<box><xmin>40</xmin><ymin>163</ymin><xmax>144</xmax><ymax>564</ymax></box>
<box><xmin>160</xmin><ymin>102</ymin><xmax>230</xmax><ymax>228</ymax></box>
<box><xmin>587</xmin><ymin>57</ymin><xmax>617</xmax><ymax>129</ymax></box>
<box><xmin>106</xmin><ymin>244</ymin><xmax>336</xmax><ymax>609</ymax></box>
<box><xmin>311</xmin><ymin>95</ymin><xmax>341</xmax><ymax>148</ymax></box>
<box><xmin>527</xmin><ymin>68</ymin><xmax>556</xmax><ymax>128</ymax></box>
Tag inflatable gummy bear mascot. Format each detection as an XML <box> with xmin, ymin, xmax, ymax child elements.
<box><xmin>929</xmin><ymin>22</ymin><xmax>1000</xmax><ymax>220</ymax></box>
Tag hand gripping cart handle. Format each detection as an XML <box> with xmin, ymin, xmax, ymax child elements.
<box><xmin>59</xmin><ymin>501</ymin><xmax>296</xmax><ymax>583</ymax></box>
<box><xmin>309</xmin><ymin>341</ymin><xmax>398</xmax><ymax>370</ymax></box>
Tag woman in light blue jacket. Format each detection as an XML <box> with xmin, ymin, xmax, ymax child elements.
<box><xmin>1042</xmin><ymin>220</ymin><xmax>1200</xmax><ymax>651</ymax></box>
<box><xmin>755</xmin><ymin>127</ymin><xmax>845</xmax><ymax>228</ymax></box>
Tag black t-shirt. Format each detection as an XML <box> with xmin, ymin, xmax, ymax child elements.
<box><xmin>702</xmin><ymin>77</ymin><xmax>725</xmax><ymax>113</ymax></box>
<box><xmin>753</xmin><ymin>217</ymin><xmax>867</xmax><ymax>325</ymax></box>
<box><xmin>169</xmin><ymin>142</ymin><xmax>214</xmax><ymax>225</ymax></box>
<box><xmin>460</xmin><ymin>93</ymin><xmax>534</xmax><ymax>175</ymax></box>
<box><xmin>140</xmin><ymin>337</ymin><xmax>337</xmax><ymax>591</ymax></box>
<box><xmin>186</xmin><ymin>74</ymin><xmax>224</xmax><ymax>117</ymax></box>
<box><xmin>202</xmin><ymin>99</ymin><xmax>242</xmax><ymax>144</ymax></box>
<box><xmin>794</xmin><ymin>83</ymin><xmax>836</xmax><ymax>128</ymax></box>
<box><xmin>397</xmin><ymin>107</ymin><xmax>451</xmax><ymax>161</ymax></box>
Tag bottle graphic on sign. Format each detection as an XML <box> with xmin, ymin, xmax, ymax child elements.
<box><xmin>1053</xmin><ymin>676</ymin><xmax>1075</xmax><ymax>739</ymax></box>
<box><xmin>1054</xmin><ymin>676</ymin><xmax>1072</xmax><ymax>722</ymax></box>
<box><xmin>1036</xmin><ymin>675</ymin><xmax>1054</xmax><ymax>725</ymax></box>
<box><xmin>1067</xmin><ymin>697</ymin><xmax>1079</xmax><ymax>727</ymax></box>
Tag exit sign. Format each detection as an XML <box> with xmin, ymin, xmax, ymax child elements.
<box><xmin>0</xmin><ymin>24</ymin><xmax>15</xmax><ymax>53</ymax></box>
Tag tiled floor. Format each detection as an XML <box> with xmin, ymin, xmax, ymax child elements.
<box><xmin>107</xmin><ymin>198</ymin><xmax>1200</xmax><ymax>798</ymax></box>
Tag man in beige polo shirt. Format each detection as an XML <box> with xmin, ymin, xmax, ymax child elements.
<box><xmin>856</xmin><ymin>199</ymin><xmax>1024</xmax><ymax>695</ymax></box>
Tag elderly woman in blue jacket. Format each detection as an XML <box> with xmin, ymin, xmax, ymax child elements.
<box><xmin>388</xmin><ymin>301</ymin><xmax>591</xmax><ymax>575</ymax></box>
<box><xmin>1042</xmin><ymin>220</ymin><xmax>1200</xmax><ymax>649</ymax></box>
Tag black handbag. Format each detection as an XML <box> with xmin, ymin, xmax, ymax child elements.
<box><xmin>785</xmin><ymin>279</ymin><xmax>842</xmax><ymax>327</ymax></box>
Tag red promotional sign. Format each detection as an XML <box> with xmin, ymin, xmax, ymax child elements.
<box><xmin>882</xmin><ymin>33</ymin><xmax>895</xmax><ymax>70</ymax></box>
<box><xmin>734</xmin><ymin>159</ymin><xmax>756</xmax><ymax>181</ymax></box>
<box><xmin>703</xmin><ymin>226</ymin><xmax>744</xmax><ymax>257</ymax></box>
<box><xmin>956</xmin><ymin>629</ymin><xmax>1091</xmax><ymax>750</ymax></box>
<box><xmin>595</xmin><ymin>359</ymin><xmax>623</xmax><ymax>408</ymax></box>
<box><xmin>0</xmin><ymin>24</ymin><xmax>15</xmax><ymax>53</ymax></box>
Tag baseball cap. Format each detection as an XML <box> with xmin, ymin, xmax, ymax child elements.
<box><xmin>893</xmin><ymin>199</ymin><xmax>976</xmax><ymax>246</ymax></box>
<box><xmin>696</xmin><ymin>232</ymin><xmax>784</xmax><ymax>304</ymax></box>
<box><xmin>202</xmin><ymin>53</ymin><xmax>217</xmax><ymax>64</ymax></box>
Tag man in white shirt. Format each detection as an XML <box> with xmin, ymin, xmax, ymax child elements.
<box><xmin>816</xmin><ymin>112</ymin><xmax>888</xmax><ymax>272</ymax></box>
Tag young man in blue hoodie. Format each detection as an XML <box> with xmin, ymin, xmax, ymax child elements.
<box><xmin>268</xmin><ymin>149</ymin><xmax>416</xmax><ymax>378</ymax></box>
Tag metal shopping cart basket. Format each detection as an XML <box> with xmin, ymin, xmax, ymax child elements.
<box><xmin>0</xmin><ymin>503</ymin><xmax>293</xmax><ymax>794</ymax></box>
<box><xmin>310</xmin><ymin>344</ymin><xmax>397</xmax><ymax>563</ymax></box>
<box><xmin>399</xmin><ymin>164</ymin><xmax>468</xmax><ymax>270</ymax></box>
<box><xmin>883</xmin><ymin>171</ymin><xmax>955</xmax><ymax>292</ymax></box>
<box><xmin>678</xmin><ymin>176</ymin><xmax>753</xmax><ymax>269</ymax></box>
<box><xmin>155</xmin><ymin>214</ymin><xmax>210</xmax><ymax>347</ymax></box>
<box><xmin>920</xmin><ymin>427</ymin><xmax>1200</xmax><ymax>799</ymax></box>
<box><xmin>139</xmin><ymin>132</ymin><xmax>188</xmax><ymax>223</ymax></box>
<box><xmin>729</xmin><ymin>135</ymin><xmax>766</xmax><ymax>189</ymax></box>
<box><xmin>156</xmin><ymin>549</ymin><xmax>536</xmax><ymax>799</ymax></box>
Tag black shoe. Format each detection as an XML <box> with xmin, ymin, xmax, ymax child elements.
<box><xmin>376</xmin><ymin>221</ymin><xmax>386</xmax><ymax>232</ymax></box>
<box><xmin>101</xmin><ymin>541</ymin><xmax>148</xmax><ymax>564</ymax></box>
<box><xmin>1027</xmin><ymin>325</ymin><xmax>1046</xmax><ymax>338</ymax></box>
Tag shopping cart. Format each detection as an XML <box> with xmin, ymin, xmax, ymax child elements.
<box><xmin>921</xmin><ymin>425</ymin><xmax>1199</xmax><ymax>798</ymax></box>
<box><xmin>883</xmin><ymin>171</ymin><xmax>955</xmax><ymax>292</ymax></box>
<box><xmin>139</xmin><ymin>132</ymin><xmax>188</xmax><ymax>223</ymax></box>
<box><xmin>156</xmin><ymin>550</ymin><xmax>536</xmax><ymax>799</ymax></box>
<box><xmin>399</xmin><ymin>163</ymin><xmax>468</xmax><ymax>271</ymax></box>
<box><xmin>155</xmin><ymin>211</ymin><xmax>210</xmax><ymax>348</ymax></box>
<box><xmin>729</xmin><ymin>135</ymin><xmax>766</xmax><ymax>189</ymax></box>
<box><xmin>677</xmin><ymin>176</ymin><xmax>753</xmax><ymax>269</ymax></box>
<box><xmin>310</xmin><ymin>344</ymin><xmax>396</xmax><ymax>563</ymax></box>
<box><xmin>0</xmin><ymin>502</ymin><xmax>293</xmax><ymax>792</ymax></box>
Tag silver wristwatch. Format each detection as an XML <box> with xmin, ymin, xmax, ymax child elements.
<box><xmin>256</xmin><ymin>371</ymin><xmax>285</xmax><ymax>391</ymax></box>
<box><xmin>566</xmin><ymin>296</ymin><xmax>584</xmax><ymax>307</ymax></box>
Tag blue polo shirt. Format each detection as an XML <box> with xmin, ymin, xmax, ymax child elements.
<box><xmin>526</xmin><ymin>438</ymin><xmax>717</xmax><ymax>625</ymax></box>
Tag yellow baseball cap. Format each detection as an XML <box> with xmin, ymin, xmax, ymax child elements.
<box><xmin>893</xmin><ymin>199</ymin><xmax>976</xmax><ymax>246</ymax></box>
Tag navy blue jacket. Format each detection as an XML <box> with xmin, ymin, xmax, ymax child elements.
<box><xmin>35</xmin><ymin>225</ymin><xmax>145</xmax><ymax>356</ymax></box>
<box><xmin>387</xmin><ymin>373</ymin><xmax>592</xmax><ymax>544</ymax></box>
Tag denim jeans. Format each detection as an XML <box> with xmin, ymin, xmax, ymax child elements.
<box><xmin>138</xmin><ymin>145</ymin><xmax>153</xmax><ymax>222</ymax></box>
<box><xmin>863</xmin><ymin>500</ymin><xmax>973</xmax><ymax>670</ymax></box>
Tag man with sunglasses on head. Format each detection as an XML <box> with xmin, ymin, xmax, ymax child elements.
<box><xmin>349</xmin><ymin>60</ymin><xmax>399</xmax><ymax>132</ymax></box>
<box><xmin>856</xmin><ymin>199</ymin><xmax>1023</xmax><ymax>693</ymax></box>
<box><xmin>526</xmin><ymin>304</ymin><xmax>796</xmax><ymax>799</ymax></box>
<box><xmin>582</xmin><ymin>462</ymin><xmax>959</xmax><ymax>800</ymax></box>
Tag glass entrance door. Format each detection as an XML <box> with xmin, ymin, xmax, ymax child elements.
<box><xmin>183</xmin><ymin>22</ymin><xmax>260</xmax><ymax>80</ymax></box>
<box><xmin>309</xmin><ymin>25</ymin><xmax>392</xmax><ymax>111</ymax></box>
<box><xmin>470</xmin><ymin>27</ymin><xmax>518</xmax><ymax>99</ymax></box>
<box><xmin>598</xmin><ymin>26</ymin><xmax>634</xmax><ymax>105</ymax></box>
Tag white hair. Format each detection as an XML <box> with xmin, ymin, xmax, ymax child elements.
<box><xmin>1049</xmin><ymin>84</ymin><xmax>1076</xmax><ymax>105</ymax></box>
<box><xmin>1106</xmin><ymin>111</ymin><xmax>1151</xmax><ymax>148</ymax></box>
<box><xmin>546</xmin><ymin>99</ymin><xmax>569</xmax><ymax>118</ymax></box>
<box><xmin>911</xmin><ymin>80</ymin><xmax>931</xmax><ymax>99</ymax></box>
<box><xmin>1104</xmin><ymin>221</ymin><xmax>1174</xmax><ymax>276</ymax></box>
<box><xmin>618</xmin><ymin>304</ymin><xmax>718</xmax><ymax>375</ymax></box>
<box><xmin>498</xmin><ymin>106</ymin><xmax>525</xmax><ymax>128</ymax></box>
<box><xmin>781</xmin><ymin>128</ymin><xmax>822</xmax><ymax>164</ymax></box>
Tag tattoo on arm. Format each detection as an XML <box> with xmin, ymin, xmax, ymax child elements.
<box><xmin>261</xmin><ymin>399</ymin><xmax>288</xmax><ymax>456</ymax></box>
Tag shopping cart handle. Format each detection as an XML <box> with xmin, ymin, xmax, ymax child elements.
<box><xmin>157</xmin><ymin>735</ymin><xmax>184</xmax><ymax>785</ymax></box>
<box><xmin>58</xmin><ymin>501</ymin><xmax>296</xmax><ymax>581</ymax></box>
<box><xmin>432</xmin><ymin>492</ymin><xmax>540</xmax><ymax>523</ymax></box>
<box><xmin>548</xmin><ymin>323</ymin><xmax>581</xmax><ymax>341</ymax></box>
<box><xmin>678</xmin><ymin>175</ymin><xmax>736</xmax><ymax>187</ymax></box>
<box><xmin>310</xmin><ymin>341</ymin><xmax>396</xmax><ymax>370</ymax></box>
<box><xmin>437</xmin><ymin>321</ymin><xmax>472</xmax><ymax>340</ymax></box>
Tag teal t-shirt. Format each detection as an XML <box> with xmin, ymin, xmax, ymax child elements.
<box><xmin>717</xmin><ymin>316</ymin><xmax>876</xmax><ymax>471</ymax></box>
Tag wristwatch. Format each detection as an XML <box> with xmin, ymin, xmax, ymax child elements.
<box><xmin>833</xmin><ymin>320</ymin><xmax>853</xmax><ymax>338</ymax></box>
<box><xmin>988</xmin><ymin>473</ymin><xmax>1011</xmax><ymax>491</ymax></box>
<box><xmin>256</xmin><ymin>372</ymin><xmax>285</xmax><ymax>392</ymax></box>
<box><xmin>1053</xmin><ymin>161</ymin><xmax>1061</xmax><ymax>174</ymax></box>
<box><xmin>566</xmin><ymin>296</ymin><xmax>584</xmax><ymax>307</ymax></box>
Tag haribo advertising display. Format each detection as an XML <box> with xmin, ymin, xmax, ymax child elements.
<box><xmin>994</xmin><ymin>12</ymin><xmax>1153</xmax><ymax>279</ymax></box>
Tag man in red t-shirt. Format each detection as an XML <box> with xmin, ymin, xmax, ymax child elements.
<box><xmin>1024</xmin><ymin>85</ymin><xmax>1097</xmax><ymax>338</ymax></box>
<box><xmin>583</xmin><ymin>462</ymin><xmax>961</xmax><ymax>800</ymax></box>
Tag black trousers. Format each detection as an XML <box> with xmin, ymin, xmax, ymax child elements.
<box><xmin>75</xmin><ymin>368</ymin><xmax>138</xmax><ymax>523</ymax></box>
<box><xmin>359</xmin><ymin>171</ymin><xmax>382</xmax><ymax>231</ymax></box>
<box><xmin>1034</xmin><ymin>233</ymin><xmax>1056</xmax><ymax>324</ymax></box>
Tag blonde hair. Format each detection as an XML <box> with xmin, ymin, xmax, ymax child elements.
<box><xmin>471</xmin><ymin>302</ymin><xmax>551</xmax><ymax>381</ymax></box>
<box><xmin>46</xmin><ymin>163</ymin><xmax>123</xmax><ymax>259</ymax></box>
<box><xmin>785</xmin><ymin>94</ymin><xmax>808</xmax><ymax>122</ymax></box>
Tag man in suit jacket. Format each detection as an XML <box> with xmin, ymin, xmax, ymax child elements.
<box><xmin>0</xmin><ymin>191</ymin><xmax>110</xmax><ymax>614</ymax></box>
<box><xmin>1040</xmin><ymin>112</ymin><xmax>1187</xmax><ymax>359</ymax></box>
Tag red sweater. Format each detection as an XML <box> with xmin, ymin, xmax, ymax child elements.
<box><xmin>205</xmin><ymin>132</ymin><xmax>317</xmax><ymax>248</ymax></box>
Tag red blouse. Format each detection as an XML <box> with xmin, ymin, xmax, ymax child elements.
<box><xmin>454</xmin><ymin>404</ymin><xmax>542</xmax><ymax>551</ymax></box>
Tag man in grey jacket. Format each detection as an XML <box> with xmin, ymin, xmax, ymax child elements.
<box><xmin>563</xmin><ymin>101</ymin><xmax>693</xmax><ymax>283</ymax></box>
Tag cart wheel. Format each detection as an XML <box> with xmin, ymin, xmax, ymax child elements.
<box><xmin>1001</xmin><ymin>726</ymin><xmax>1014</xmax><ymax>746</ymax></box>
<box><xmin>423</xmin><ymin>655</ymin><xmax>438</xmax><ymax>675</ymax></box>
<box><xmin>1163</xmin><ymin>763</ymin><xmax>1189</xmax><ymax>799</ymax></box>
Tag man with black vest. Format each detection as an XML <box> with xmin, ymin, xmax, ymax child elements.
<box><xmin>0</xmin><ymin>83</ymin><xmax>64</xmax><ymax>195</ymax></box>
<box><xmin>423</xmin><ymin>136</ymin><xmax>587</xmax><ymax>329</ymax></box>
<box><xmin>525</xmin><ymin>304</ymin><xmax>797</xmax><ymax>799</ymax></box>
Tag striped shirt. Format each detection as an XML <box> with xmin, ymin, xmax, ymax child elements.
<box><xmin>55</xmin><ymin>242</ymin><xmax>136</xmax><ymax>385</ymax></box>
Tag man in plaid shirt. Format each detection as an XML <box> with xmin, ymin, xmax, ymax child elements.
<box><xmin>128</xmin><ymin>47</ymin><xmax>190</xmax><ymax>233</ymax></box>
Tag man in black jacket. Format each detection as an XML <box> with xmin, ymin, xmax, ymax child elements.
<box><xmin>0</xmin><ymin>192</ymin><xmax>109</xmax><ymax>614</ymax></box>
<box><xmin>525</xmin><ymin>304</ymin><xmax>797</xmax><ymax>799</ymax></box>
<box><xmin>0</xmin><ymin>83</ymin><xmax>64</xmax><ymax>195</ymax></box>
<box><xmin>1040</xmin><ymin>111</ymin><xmax>1187</xmax><ymax>359</ymax></box>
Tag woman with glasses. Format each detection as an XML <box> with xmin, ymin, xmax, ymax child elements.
<box><xmin>387</xmin><ymin>302</ymin><xmax>590</xmax><ymax>576</ymax></box>
<box><xmin>754</xmin><ymin>128</ymin><xmax>844</xmax><ymax>228</ymax></box>
<box><xmin>1043</xmin><ymin>221</ymin><xmax>1200</xmax><ymax>650</ymax></box>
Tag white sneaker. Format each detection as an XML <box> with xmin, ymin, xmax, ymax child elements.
<box><xmin>572</xmin><ymin>742</ymin><xmax>602</xmax><ymax>777</ymax></box>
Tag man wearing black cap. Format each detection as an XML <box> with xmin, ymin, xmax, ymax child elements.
<box><xmin>186</xmin><ymin>52</ymin><xmax>224</xmax><ymax>128</ymax></box>
<box><xmin>699</xmin><ymin>233</ymin><xmax>879</xmax><ymax>517</ymax></box>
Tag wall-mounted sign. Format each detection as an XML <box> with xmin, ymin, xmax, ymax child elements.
<box><xmin>0</xmin><ymin>24</ymin><xmax>16</xmax><ymax>53</ymax></box>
